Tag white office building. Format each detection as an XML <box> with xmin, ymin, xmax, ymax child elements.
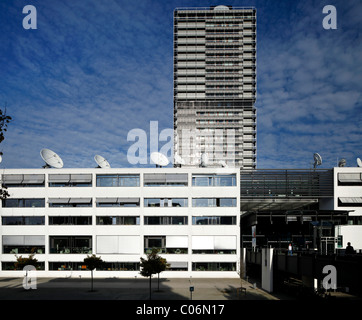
<box><xmin>0</xmin><ymin>167</ymin><xmax>240</xmax><ymax>278</ymax></box>
<box><xmin>320</xmin><ymin>167</ymin><xmax>362</xmax><ymax>250</ymax></box>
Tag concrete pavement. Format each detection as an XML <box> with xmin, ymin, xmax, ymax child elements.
<box><xmin>0</xmin><ymin>276</ymin><xmax>283</xmax><ymax>300</ymax></box>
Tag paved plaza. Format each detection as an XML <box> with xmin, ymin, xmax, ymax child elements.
<box><xmin>0</xmin><ymin>276</ymin><xmax>281</xmax><ymax>300</ymax></box>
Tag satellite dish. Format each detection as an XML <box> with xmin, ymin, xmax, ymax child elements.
<box><xmin>94</xmin><ymin>155</ymin><xmax>111</xmax><ymax>168</ymax></box>
<box><xmin>313</xmin><ymin>153</ymin><xmax>322</xmax><ymax>169</ymax></box>
<box><xmin>214</xmin><ymin>5</ymin><xmax>230</xmax><ymax>10</ymax></box>
<box><xmin>200</xmin><ymin>153</ymin><xmax>208</xmax><ymax>167</ymax></box>
<box><xmin>40</xmin><ymin>148</ymin><xmax>63</xmax><ymax>168</ymax></box>
<box><xmin>338</xmin><ymin>159</ymin><xmax>346</xmax><ymax>167</ymax></box>
<box><xmin>357</xmin><ymin>158</ymin><xmax>362</xmax><ymax>168</ymax></box>
<box><xmin>174</xmin><ymin>153</ymin><xmax>185</xmax><ymax>167</ymax></box>
<box><xmin>150</xmin><ymin>152</ymin><xmax>169</xmax><ymax>168</ymax></box>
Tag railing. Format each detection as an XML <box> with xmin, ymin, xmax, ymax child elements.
<box><xmin>240</xmin><ymin>169</ymin><xmax>334</xmax><ymax>199</ymax></box>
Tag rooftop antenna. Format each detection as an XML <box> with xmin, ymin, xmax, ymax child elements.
<box><xmin>174</xmin><ymin>153</ymin><xmax>185</xmax><ymax>168</ymax></box>
<box><xmin>338</xmin><ymin>158</ymin><xmax>346</xmax><ymax>167</ymax></box>
<box><xmin>150</xmin><ymin>152</ymin><xmax>169</xmax><ymax>168</ymax></box>
<box><xmin>357</xmin><ymin>158</ymin><xmax>362</xmax><ymax>168</ymax></box>
<box><xmin>313</xmin><ymin>153</ymin><xmax>322</xmax><ymax>169</ymax></box>
<box><xmin>40</xmin><ymin>148</ymin><xmax>64</xmax><ymax>168</ymax></box>
<box><xmin>94</xmin><ymin>155</ymin><xmax>111</xmax><ymax>168</ymax></box>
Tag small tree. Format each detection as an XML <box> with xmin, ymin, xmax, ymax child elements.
<box><xmin>15</xmin><ymin>251</ymin><xmax>39</xmax><ymax>270</ymax></box>
<box><xmin>15</xmin><ymin>251</ymin><xmax>39</xmax><ymax>290</ymax></box>
<box><xmin>83</xmin><ymin>254</ymin><xmax>104</xmax><ymax>292</ymax></box>
<box><xmin>0</xmin><ymin>106</ymin><xmax>11</xmax><ymax>200</ymax></box>
<box><xmin>140</xmin><ymin>248</ymin><xmax>168</xmax><ymax>299</ymax></box>
<box><xmin>0</xmin><ymin>107</ymin><xmax>12</xmax><ymax>144</ymax></box>
<box><xmin>154</xmin><ymin>255</ymin><xmax>169</xmax><ymax>292</ymax></box>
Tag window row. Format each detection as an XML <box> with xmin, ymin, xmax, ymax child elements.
<box><xmin>2</xmin><ymin>235</ymin><xmax>237</xmax><ymax>255</ymax></box>
<box><xmin>1</xmin><ymin>261</ymin><xmax>236</xmax><ymax>272</ymax></box>
<box><xmin>338</xmin><ymin>173</ymin><xmax>362</xmax><ymax>186</ymax></box>
<box><xmin>338</xmin><ymin>197</ymin><xmax>362</xmax><ymax>207</ymax></box>
<box><xmin>2</xmin><ymin>197</ymin><xmax>237</xmax><ymax>208</ymax></box>
<box><xmin>1</xmin><ymin>173</ymin><xmax>237</xmax><ymax>188</ymax></box>
<box><xmin>1</xmin><ymin>215</ymin><xmax>237</xmax><ymax>226</ymax></box>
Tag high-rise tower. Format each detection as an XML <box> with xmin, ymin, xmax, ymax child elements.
<box><xmin>173</xmin><ymin>6</ymin><xmax>256</xmax><ymax>168</ymax></box>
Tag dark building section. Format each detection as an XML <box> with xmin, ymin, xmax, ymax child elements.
<box><xmin>240</xmin><ymin>169</ymin><xmax>349</xmax><ymax>253</ymax></box>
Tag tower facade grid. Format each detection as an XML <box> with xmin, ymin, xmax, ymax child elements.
<box><xmin>173</xmin><ymin>6</ymin><xmax>257</xmax><ymax>168</ymax></box>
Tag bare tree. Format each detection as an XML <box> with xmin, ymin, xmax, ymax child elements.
<box><xmin>0</xmin><ymin>105</ymin><xmax>11</xmax><ymax>200</ymax></box>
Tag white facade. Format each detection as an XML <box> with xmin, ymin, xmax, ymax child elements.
<box><xmin>332</xmin><ymin>167</ymin><xmax>362</xmax><ymax>216</ymax></box>
<box><xmin>321</xmin><ymin>167</ymin><xmax>362</xmax><ymax>250</ymax></box>
<box><xmin>0</xmin><ymin>167</ymin><xmax>240</xmax><ymax>278</ymax></box>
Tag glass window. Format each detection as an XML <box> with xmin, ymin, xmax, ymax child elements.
<box><xmin>192</xmin><ymin>198</ymin><xmax>216</xmax><ymax>207</ymax></box>
<box><xmin>144</xmin><ymin>236</ymin><xmax>188</xmax><ymax>254</ymax></box>
<box><xmin>96</xmin><ymin>198</ymin><xmax>140</xmax><ymax>207</ymax></box>
<box><xmin>96</xmin><ymin>216</ymin><xmax>140</xmax><ymax>225</ymax></box>
<box><xmin>192</xmin><ymin>176</ymin><xmax>211</xmax><ymax>186</ymax></box>
<box><xmin>96</xmin><ymin>175</ymin><xmax>118</xmax><ymax>187</ymax></box>
<box><xmin>144</xmin><ymin>198</ymin><xmax>160</xmax><ymax>207</ymax></box>
<box><xmin>144</xmin><ymin>198</ymin><xmax>188</xmax><ymax>207</ymax></box>
<box><xmin>171</xmin><ymin>216</ymin><xmax>188</xmax><ymax>225</ymax></box>
<box><xmin>2</xmin><ymin>216</ymin><xmax>45</xmax><ymax>225</ymax></box>
<box><xmin>49</xmin><ymin>216</ymin><xmax>92</xmax><ymax>225</ymax></box>
<box><xmin>144</xmin><ymin>216</ymin><xmax>188</xmax><ymax>225</ymax></box>
<box><xmin>192</xmin><ymin>216</ymin><xmax>236</xmax><ymax>225</ymax></box>
<box><xmin>2</xmin><ymin>262</ymin><xmax>45</xmax><ymax>270</ymax></box>
<box><xmin>192</xmin><ymin>198</ymin><xmax>236</xmax><ymax>207</ymax></box>
<box><xmin>119</xmin><ymin>175</ymin><xmax>140</xmax><ymax>187</ymax></box>
<box><xmin>3</xmin><ymin>245</ymin><xmax>45</xmax><ymax>254</ymax></box>
<box><xmin>96</xmin><ymin>175</ymin><xmax>140</xmax><ymax>187</ymax></box>
<box><xmin>215</xmin><ymin>175</ymin><xmax>236</xmax><ymax>186</ymax></box>
<box><xmin>144</xmin><ymin>216</ymin><xmax>161</xmax><ymax>225</ymax></box>
<box><xmin>147</xmin><ymin>237</ymin><xmax>164</xmax><ymax>248</ymax></box>
<box><xmin>3</xmin><ymin>183</ymin><xmax>45</xmax><ymax>188</ymax></box>
<box><xmin>193</xmin><ymin>217</ymin><xmax>209</xmax><ymax>225</ymax></box>
<box><xmin>49</xmin><ymin>262</ymin><xmax>88</xmax><ymax>271</ymax></box>
<box><xmin>171</xmin><ymin>198</ymin><xmax>188</xmax><ymax>207</ymax></box>
<box><xmin>192</xmin><ymin>174</ymin><xmax>236</xmax><ymax>186</ymax></box>
<box><xmin>2</xmin><ymin>235</ymin><xmax>45</xmax><ymax>254</ymax></box>
<box><xmin>144</xmin><ymin>236</ymin><xmax>166</xmax><ymax>253</ymax></box>
<box><xmin>49</xmin><ymin>236</ymin><xmax>92</xmax><ymax>254</ymax></box>
<box><xmin>49</xmin><ymin>182</ymin><xmax>92</xmax><ymax>187</ymax></box>
<box><xmin>100</xmin><ymin>262</ymin><xmax>140</xmax><ymax>271</ymax></box>
<box><xmin>2</xmin><ymin>198</ymin><xmax>45</xmax><ymax>208</ymax></box>
<box><xmin>25</xmin><ymin>198</ymin><xmax>44</xmax><ymax>207</ymax></box>
<box><xmin>2</xmin><ymin>199</ymin><xmax>19</xmax><ymax>207</ymax></box>
<box><xmin>220</xmin><ymin>216</ymin><xmax>236</xmax><ymax>225</ymax></box>
<box><xmin>219</xmin><ymin>198</ymin><xmax>237</xmax><ymax>207</ymax></box>
<box><xmin>192</xmin><ymin>262</ymin><xmax>236</xmax><ymax>271</ymax></box>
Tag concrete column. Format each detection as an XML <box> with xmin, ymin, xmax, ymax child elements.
<box><xmin>261</xmin><ymin>248</ymin><xmax>273</xmax><ymax>293</ymax></box>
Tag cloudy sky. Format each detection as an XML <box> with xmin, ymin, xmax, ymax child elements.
<box><xmin>0</xmin><ymin>0</ymin><xmax>361</xmax><ymax>169</ymax></box>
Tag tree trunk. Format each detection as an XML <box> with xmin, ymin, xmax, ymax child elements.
<box><xmin>157</xmin><ymin>273</ymin><xmax>160</xmax><ymax>291</ymax></box>
<box><xmin>149</xmin><ymin>275</ymin><xmax>152</xmax><ymax>300</ymax></box>
<box><xmin>91</xmin><ymin>270</ymin><xmax>94</xmax><ymax>292</ymax></box>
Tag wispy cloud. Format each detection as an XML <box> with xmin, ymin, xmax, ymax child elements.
<box><xmin>0</xmin><ymin>0</ymin><xmax>361</xmax><ymax>169</ymax></box>
<box><xmin>256</xmin><ymin>0</ymin><xmax>362</xmax><ymax>168</ymax></box>
<box><xmin>0</xmin><ymin>0</ymin><xmax>174</xmax><ymax>168</ymax></box>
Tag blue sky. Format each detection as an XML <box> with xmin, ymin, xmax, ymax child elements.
<box><xmin>0</xmin><ymin>0</ymin><xmax>361</xmax><ymax>169</ymax></box>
